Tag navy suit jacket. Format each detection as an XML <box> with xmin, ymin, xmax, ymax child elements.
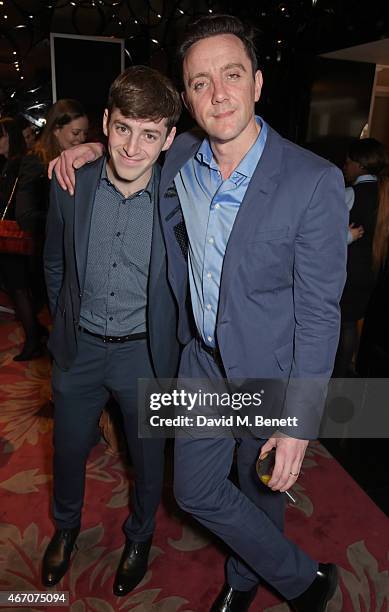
<box><xmin>159</xmin><ymin>126</ymin><xmax>348</xmax><ymax>437</ymax></box>
<box><xmin>44</xmin><ymin>157</ymin><xmax>180</xmax><ymax>377</ymax></box>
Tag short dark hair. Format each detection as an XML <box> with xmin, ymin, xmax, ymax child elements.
<box><xmin>178</xmin><ymin>14</ymin><xmax>258</xmax><ymax>80</ymax></box>
<box><xmin>107</xmin><ymin>65</ymin><xmax>182</xmax><ymax>133</ymax></box>
<box><xmin>347</xmin><ymin>138</ymin><xmax>387</xmax><ymax>176</ymax></box>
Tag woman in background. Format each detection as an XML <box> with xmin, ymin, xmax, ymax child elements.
<box><xmin>1</xmin><ymin>101</ymin><xmax>88</xmax><ymax>360</ymax></box>
<box><xmin>17</xmin><ymin>98</ymin><xmax>89</xmax><ymax>328</ymax></box>
<box><xmin>333</xmin><ymin>138</ymin><xmax>388</xmax><ymax>377</ymax></box>
<box><xmin>33</xmin><ymin>98</ymin><xmax>89</xmax><ymax>165</ymax></box>
<box><xmin>0</xmin><ymin>117</ymin><xmax>45</xmax><ymax>360</ymax></box>
<box><xmin>16</xmin><ymin>99</ymin><xmax>89</xmax><ymax>235</ymax></box>
<box><xmin>343</xmin><ymin>149</ymin><xmax>389</xmax><ymax>504</ymax></box>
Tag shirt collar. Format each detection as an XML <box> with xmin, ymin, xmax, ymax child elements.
<box><xmin>354</xmin><ymin>174</ymin><xmax>377</xmax><ymax>185</ymax></box>
<box><xmin>195</xmin><ymin>116</ymin><xmax>268</xmax><ymax>179</ymax></box>
<box><xmin>196</xmin><ymin>139</ymin><xmax>218</xmax><ymax>170</ymax></box>
<box><xmin>100</xmin><ymin>156</ymin><xmax>155</xmax><ymax>199</ymax></box>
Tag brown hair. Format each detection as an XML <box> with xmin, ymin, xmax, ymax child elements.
<box><xmin>178</xmin><ymin>14</ymin><xmax>258</xmax><ymax>80</ymax></box>
<box><xmin>107</xmin><ymin>65</ymin><xmax>181</xmax><ymax>133</ymax></box>
<box><xmin>373</xmin><ymin>175</ymin><xmax>389</xmax><ymax>271</ymax></box>
<box><xmin>34</xmin><ymin>98</ymin><xmax>87</xmax><ymax>165</ymax></box>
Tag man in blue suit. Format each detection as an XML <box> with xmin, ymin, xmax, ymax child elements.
<box><xmin>51</xmin><ymin>16</ymin><xmax>347</xmax><ymax>611</ymax></box>
<box><xmin>42</xmin><ymin>66</ymin><xmax>181</xmax><ymax>596</ymax></box>
<box><xmin>158</xmin><ymin>15</ymin><xmax>347</xmax><ymax>612</ymax></box>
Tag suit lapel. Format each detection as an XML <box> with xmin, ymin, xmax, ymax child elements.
<box><xmin>160</xmin><ymin>130</ymin><xmax>203</xmax><ymax>198</ymax></box>
<box><xmin>74</xmin><ymin>157</ymin><xmax>105</xmax><ymax>290</ymax></box>
<box><xmin>159</xmin><ymin>134</ymin><xmax>202</xmax><ymax>296</ymax></box>
<box><xmin>218</xmin><ymin>128</ymin><xmax>283</xmax><ymax>313</ymax></box>
<box><xmin>148</xmin><ymin>168</ymin><xmax>164</xmax><ymax>294</ymax></box>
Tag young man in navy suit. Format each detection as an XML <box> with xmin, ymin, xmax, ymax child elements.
<box><xmin>51</xmin><ymin>16</ymin><xmax>347</xmax><ymax>611</ymax></box>
<box><xmin>43</xmin><ymin>66</ymin><xmax>181</xmax><ymax>596</ymax></box>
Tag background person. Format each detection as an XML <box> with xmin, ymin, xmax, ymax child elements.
<box><xmin>0</xmin><ymin>117</ymin><xmax>45</xmax><ymax>360</ymax></box>
<box><xmin>356</xmin><ymin>160</ymin><xmax>389</xmax><ymax>376</ymax></box>
<box><xmin>35</xmin><ymin>98</ymin><xmax>89</xmax><ymax>164</ymax></box>
<box><xmin>16</xmin><ymin>99</ymin><xmax>89</xmax><ymax>314</ymax></box>
<box><xmin>333</xmin><ymin>137</ymin><xmax>388</xmax><ymax>377</ymax></box>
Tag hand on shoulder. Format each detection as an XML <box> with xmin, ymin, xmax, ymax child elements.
<box><xmin>48</xmin><ymin>142</ymin><xmax>105</xmax><ymax>195</ymax></box>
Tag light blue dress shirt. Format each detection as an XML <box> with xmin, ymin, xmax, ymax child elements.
<box><xmin>174</xmin><ymin>116</ymin><xmax>268</xmax><ymax>347</ymax></box>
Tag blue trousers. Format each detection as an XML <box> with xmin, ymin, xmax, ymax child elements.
<box><xmin>173</xmin><ymin>339</ymin><xmax>317</xmax><ymax>600</ymax></box>
<box><xmin>51</xmin><ymin>331</ymin><xmax>165</xmax><ymax>542</ymax></box>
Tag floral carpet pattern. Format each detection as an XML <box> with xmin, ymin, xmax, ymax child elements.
<box><xmin>1</xmin><ymin>313</ymin><xmax>389</xmax><ymax>611</ymax></box>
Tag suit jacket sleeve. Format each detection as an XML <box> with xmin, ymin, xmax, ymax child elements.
<box><xmin>43</xmin><ymin>176</ymin><xmax>64</xmax><ymax>316</ymax></box>
<box><xmin>282</xmin><ymin>165</ymin><xmax>348</xmax><ymax>438</ymax></box>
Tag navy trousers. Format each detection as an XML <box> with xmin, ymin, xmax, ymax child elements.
<box><xmin>173</xmin><ymin>339</ymin><xmax>317</xmax><ymax>600</ymax></box>
<box><xmin>51</xmin><ymin>330</ymin><xmax>165</xmax><ymax>542</ymax></box>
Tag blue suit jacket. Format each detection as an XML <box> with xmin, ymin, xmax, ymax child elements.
<box><xmin>159</xmin><ymin>126</ymin><xmax>348</xmax><ymax>437</ymax></box>
<box><xmin>44</xmin><ymin>157</ymin><xmax>180</xmax><ymax>378</ymax></box>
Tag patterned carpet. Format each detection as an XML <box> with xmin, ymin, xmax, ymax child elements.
<box><xmin>1</xmin><ymin>312</ymin><xmax>389</xmax><ymax>612</ymax></box>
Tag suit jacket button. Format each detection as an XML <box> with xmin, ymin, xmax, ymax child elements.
<box><xmin>78</xmin><ymin>292</ymin><xmax>82</xmax><ymax>298</ymax></box>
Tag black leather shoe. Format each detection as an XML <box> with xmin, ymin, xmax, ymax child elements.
<box><xmin>113</xmin><ymin>537</ymin><xmax>152</xmax><ymax>596</ymax></box>
<box><xmin>210</xmin><ymin>583</ymin><xmax>257</xmax><ymax>612</ymax></box>
<box><xmin>288</xmin><ymin>563</ymin><xmax>338</xmax><ymax>611</ymax></box>
<box><xmin>42</xmin><ymin>527</ymin><xmax>80</xmax><ymax>587</ymax></box>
